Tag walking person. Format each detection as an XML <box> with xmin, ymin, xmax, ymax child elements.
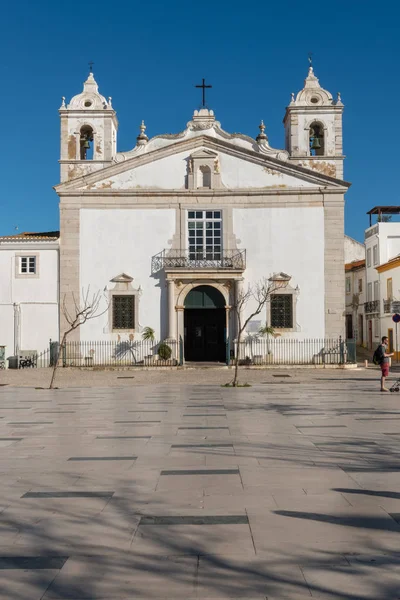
<box><xmin>378</xmin><ymin>336</ymin><xmax>394</xmax><ymax>392</ymax></box>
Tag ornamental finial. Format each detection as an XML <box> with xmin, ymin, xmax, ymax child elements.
<box><xmin>137</xmin><ymin>120</ymin><xmax>149</xmax><ymax>145</ymax></box>
<box><xmin>256</xmin><ymin>119</ymin><xmax>267</xmax><ymax>143</ymax></box>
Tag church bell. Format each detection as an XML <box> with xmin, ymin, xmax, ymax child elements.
<box><xmin>310</xmin><ymin>136</ymin><xmax>321</xmax><ymax>150</ymax></box>
<box><xmin>82</xmin><ymin>138</ymin><xmax>91</xmax><ymax>150</ymax></box>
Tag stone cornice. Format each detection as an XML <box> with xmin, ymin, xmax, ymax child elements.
<box><xmin>0</xmin><ymin>241</ymin><xmax>59</xmax><ymax>250</ymax></box>
<box><xmin>57</xmin><ymin>187</ymin><xmax>348</xmax><ymax>199</ymax></box>
<box><xmin>55</xmin><ymin>134</ymin><xmax>350</xmax><ymax>194</ymax></box>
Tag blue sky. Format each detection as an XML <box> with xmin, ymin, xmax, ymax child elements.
<box><xmin>0</xmin><ymin>0</ymin><xmax>396</xmax><ymax>241</ymax></box>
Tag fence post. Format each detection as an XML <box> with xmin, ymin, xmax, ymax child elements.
<box><xmin>226</xmin><ymin>336</ymin><xmax>230</xmax><ymax>366</ymax></box>
<box><xmin>62</xmin><ymin>342</ymin><xmax>66</xmax><ymax>368</ymax></box>
<box><xmin>179</xmin><ymin>335</ymin><xmax>184</xmax><ymax>366</ymax></box>
<box><xmin>339</xmin><ymin>335</ymin><xmax>344</xmax><ymax>364</ymax></box>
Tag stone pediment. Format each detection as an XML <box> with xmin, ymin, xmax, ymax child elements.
<box><xmin>110</xmin><ymin>273</ymin><xmax>133</xmax><ymax>283</ymax></box>
<box><xmin>190</xmin><ymin>149</ymin><xmax>218</xmax><ymax>159</ymax></box>
<box><xmin>55</xmin><ymin>135</ymin><xmax>349</xmax><ymax>194</ymax></box>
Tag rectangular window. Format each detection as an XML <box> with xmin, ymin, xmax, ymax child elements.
<box><xmin>270</xmin><ymin>294</ymin><xmax>293</xmax><ymax>329</ymax></box>
<box><xmin>367</xmin><ymin>282</ymin><xmax>372</xmax><ymax>301</ymax></box>
<box><xmin>112</xmin><ymin>295</ymin><xmax>135</xmax><ymax>329</ymax></box>
<box><xmin>358</xmin><ymin>278</ymin><xmax>363</xmax><ymax>293</ymax></box>
<box><xmin>373</xmin><ymin>244</ymin><xmax>378</xmax><ymax>266</ymax></box>
<box><xmin>345</xmin><ymin>277</ymin><xmax>351</xmax><ymax>294</ymax></box>
<box><xmin>20</xmin><ymin>256</ymin><xmax>36</xmax><ymax>274</ymax></box>
<box><xmin>187</xmin><ymin>210</ymin><xmax>222</xmax><ymax>260</ymax></box>
<box><xmin>374</xmin><ymin>318</ymin><xmax>379</xmax><ymax>338</ymax></box>
<box><xmin>367</xmin><ymin>248</ymin><xmax>371</xmax><ymax>268</ymax></box>
<box><xmin>374</xmin><ymin>280</ymin><xmax>379</xmax><ymax>301</ymax></box>
<box><xmin>387</xmin><ymin>278</ymin><xmax>393</xmax><ymax>300</ymax></box>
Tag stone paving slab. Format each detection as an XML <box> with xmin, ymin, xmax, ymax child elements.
<box><xmin>1</xmin><ymin>371</ymin><xmax>400</xmax><ymax>597</ymax></box>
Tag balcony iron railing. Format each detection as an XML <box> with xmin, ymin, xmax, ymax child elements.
<box><xmin>151</xmin><ymin>249</ymin><xmax>246</xmax><ymax>274</ymax></box>
<box><xmin>364</xmin><ymin>300</ymin><xmax>379</xmax><ymax>314</ymax></box>
<box><xmin>384</xmin><ymin>299</ymin><xmax>391</xmax><ymax>314</ymax></box>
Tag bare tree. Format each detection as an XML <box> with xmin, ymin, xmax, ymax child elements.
<box><xmin>230</xmin><ymin>277</ymin><xmax>288</xmax><ymax>387</ymax></box>
<box><xmin>49</xmin><ymin>288</ymin><xmax>108</xmax><ymax>389</ymax></box>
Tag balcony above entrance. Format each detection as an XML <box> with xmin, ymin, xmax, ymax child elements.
<box><xmin>151</xmin><ymin>249</ymin><xmax>246</xmax><ymax>275</ymax></box>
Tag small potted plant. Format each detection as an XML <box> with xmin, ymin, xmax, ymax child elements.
<box><xmin>158</xmin><ymin>341</ymin><xmax>172</xmax><ymax>363</ymax></box>
<box><xmin>142</xmin><ymin>327</ymin><xmax>156</xmax><ymax>365</ymax></box>
<box><xmin>259</xmin><ymin>324</ymin><xmax>275</xmax><ymax>364</ymax></box>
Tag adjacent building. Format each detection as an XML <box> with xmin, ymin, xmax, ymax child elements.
<box><xmin>364</xmin><ymin>207</ymin><xmax>400</xmax><ymax>350</ymax></box>
<box><xmin>0</xmin><ymin>232</ymin><xmax>59</xmax><ymax>360</ymax></box>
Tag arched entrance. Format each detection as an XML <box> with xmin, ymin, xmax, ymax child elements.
<box><xmin>184</xmin><ymin>285</ymin><xmax>226</xmax><ymax>362</ymax></box>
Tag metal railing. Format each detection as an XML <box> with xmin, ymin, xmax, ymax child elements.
<box><xmin>232</xmin><ymin>337</ymin><xmax>356</xmax><ymax>366</ymax></box>
<box><xmin>384</xmin><ymin>299</ymin><xmax>391</xmax><ymax>314</ymax></box>
<box><xmin>364</xmin><ymin>300</ymin><xmax>379</xmax><ymax>314</ymax></box>
<box><xmin>151</xmin><ymin>249</ymin><xmax>246</xmax><ymax>273</ymax></box>
<box><xmin>62</xmin><ymin>340</ymin><xmax>180</xmax><ymax>367</ymax></box>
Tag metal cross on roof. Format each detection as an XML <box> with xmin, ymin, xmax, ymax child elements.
<box><xmin>88</xmin><ymin>61</ymin><xmax>94</xmax><ymax>72</ymax></box>
<box><xmin>195</xmin><ymin>78</ymin><xmax>212</xmax><ymax>108</ymax></box>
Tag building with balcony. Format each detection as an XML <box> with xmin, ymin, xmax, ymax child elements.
<box><xmin>364</xmin><ymin>207</ymin><xmax>400</xmax><ymax>349</ymax></box>
<box><xmin>54</xmin><ymin>67</ymin><xmax>349</xmax><ymax>362</ymax></box>
<box><xmin>345</xmin><ymin>258</ymin><xmax>366</xmax><ymax>344</ymax></box>
<box><xmin>376</xmin><ymin>256</ymin><xmax>400</xmax><ymax>358</ymax></box>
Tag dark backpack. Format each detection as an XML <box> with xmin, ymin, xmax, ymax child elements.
<box><xmin>373</xmin><ymin>345</ymin><xmax>384</xmax><ymax>365</ymax></box>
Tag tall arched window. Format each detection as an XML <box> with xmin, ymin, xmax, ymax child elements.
<box><xmin>198</xmin><ymin>165</ymin><xmax>211</xmax><ymax>188</ymax></box>
<box><xmin>309</xmin><ymin>122</ymin><xmax>324</xmax><ymax>156</ymax></box>
<box><xmin>80</xmin><ymin>125</ymin><xmax>94</xmax><ymax>160</ymax></box>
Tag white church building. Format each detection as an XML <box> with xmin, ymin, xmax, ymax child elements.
<box><xmin>55</xmin><ymin>67</ymin><xmax>349</xmax><ymax>362</ymax></box>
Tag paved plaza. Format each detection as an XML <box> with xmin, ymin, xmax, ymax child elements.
<box><xmin>1</xmin><ymin>370</ymin><xmax>400</xmax><ymax>598</ymax></box>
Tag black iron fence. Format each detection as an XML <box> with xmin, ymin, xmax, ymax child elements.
<box><xmin>62</xmin><ymin>340</ymin><xmax>180</xmax><ymax>367</ymax></box>
<box><xmin>233</xmin><ymin>337</ymin><xmax>356</xmax><ymax>366</ymax></box>
<box><xmin>11</xmin><ymin>337</ymin><xmax>356</xmax><ymax>369</ymax></box>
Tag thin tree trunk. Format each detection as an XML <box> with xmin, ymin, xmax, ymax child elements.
<box><xmin>232</xmin><ymin>331</ymin><xmax>241</xmax><ymax>387</ymax></box>
<box><xmin>49</xmin><ymin>332</ymin><xmax>67</xmax><ymax>389</ymax></box>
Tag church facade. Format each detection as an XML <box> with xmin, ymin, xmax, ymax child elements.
<box><xmin>56</xmin><ymin>67</ymin><xmax>349</xmax><ymax>362</ymax></box>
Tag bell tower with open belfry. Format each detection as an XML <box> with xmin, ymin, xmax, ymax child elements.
<box><xmin>59</xmin><ymin>70</ymin><xmax>118</xmax><ymax>183</ymax></box>
<box><xmin>284</xmin><ymin>64</ymin><xmax>344</xmax><ymax>180</ymax></box>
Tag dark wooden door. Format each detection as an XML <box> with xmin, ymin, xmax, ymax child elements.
<box><xmin>358</xmin><ymin>314</ymin><xmax>363</xmax><ymax>345</ymax></box>
<box><xmin>184</xmin><ymin>309</ymin><xmax>225</xmax><ymax>362</ymax></box>
<box><xmin>346</xmin><ymin>315</ymin><xmax>353</xmax><ymax>339</ymax></box>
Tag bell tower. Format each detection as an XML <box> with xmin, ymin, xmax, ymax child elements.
<box><xmin>59</xmin><ymin>72</ymin><xmax>118</xmax><ymax>182</ymax></box>
<box><xmin>283</xmin><ymin>66</ymin><xmax>344</xmax><ymax>179</ymax></box>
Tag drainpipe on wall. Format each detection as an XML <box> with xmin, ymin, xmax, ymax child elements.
<box><xmin>13</xmin><ymin>303</ymin><xmax>21</xmax><ymax>356</ymax></box>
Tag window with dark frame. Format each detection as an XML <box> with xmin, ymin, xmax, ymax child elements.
<box><xmin>270</xmin><ymin>294</ymin><xmax>293</xmax><ymax>329</ymax></box>
<box><xmin>20</xmin><ymin>256</ymin><xmax>36</xmax><ymax>274</ymax></box>
<box><xmin>112</xmin><ymin>295</ymin><xmax>135</xmax><ymax>329</ymax></box>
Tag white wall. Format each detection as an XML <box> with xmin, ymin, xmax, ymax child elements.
<box><xmin>79</xmin><ymin>208</ymin><xmax>176</xmax><ymax>340</ymax></box>
<box><xmin>233</xmin><ymin>206</ymin><xmax>325</xmax><ymax>338</ymax></box>
<box><xmin>0</xmin><ymin>246</ymin><xmax>59</xmax><ymax>360</ymax></box>
<box><xmin>80</xmin><ymin>206</ymin><xmax>325</xmax><ymax>341</ymax></box>
<box><xmin>344</xmin><ymin>235</ymin><xmax>364</xmax><ymax>263</ymax></box>
<box><xmin>90</xmin><ymin>148</ymin><xmax>321</xmax><ymax>191</ymax></box>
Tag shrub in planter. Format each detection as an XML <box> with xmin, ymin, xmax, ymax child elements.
<box><xmin>158</xmin><ymin>342</ymin><xmax>172</xmax><ymax>361</ymax></box>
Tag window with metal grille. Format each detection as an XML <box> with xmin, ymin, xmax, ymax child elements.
<box><xmin>112</xmin><ymin>295</ymin><xmax>135</xmax><ymax>329</ymax></box>
<box><xmin>270</xmin><ymin>294</ymin><xmax>293</xmax><ymax>328</ymax></box>
<box><xmin>20</xmin><ymin>256</ymin><xmax>36</xmax><ymax>274</ymax></box>
<box><xmin>187</xmin><ymin>210</ymin><xmax>222</xmax><ymax>260</ymax></box>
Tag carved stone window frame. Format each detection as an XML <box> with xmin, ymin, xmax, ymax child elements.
<box><xmin>266</xmin><ymin>274</ymin><xmax>300</xmax><ymax>333</ymax></box>
<box><xmin>187</xmin><ymin>149</ymin><xmax>222</xmax><ymax>190</ymax></box>
<box><xmin>107</xmin><ymin>273</ymin><xmax>140</xmax><ymax>333</ymax></box>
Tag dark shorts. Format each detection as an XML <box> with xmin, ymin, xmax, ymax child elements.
<box><xmin>381</xmin><ymin>363</ymin><xmax>389</xmax><ymax>377</ymax></box>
